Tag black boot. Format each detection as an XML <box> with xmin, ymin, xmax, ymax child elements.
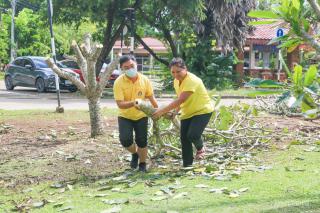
<box><xmin>130</xmin><ymin>153</ymin><xmax>139</xmax><ymax>169</ymax></box>
<box><xmin>138</xmin><ymin>162</ymin><xmax>147</xmax><ymax>172</ymax></box>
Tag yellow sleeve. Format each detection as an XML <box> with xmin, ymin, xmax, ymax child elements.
<box><xmin>113</xmin><ymin>80</ymin><xmax>124</xmax><ymax>101</ymax></box>
<box><xmin>182</xmin><ymin>78</ymin><xmax>197</xmax><ymax>93</ymax></box>
<box><xmin>145</xmin><ymin>79</ymin><xmax>153</xmax><ymax>97</ymax></box>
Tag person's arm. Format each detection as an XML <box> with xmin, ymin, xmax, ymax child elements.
<box><xmin>152</xmin><ymin>91</ymin><xmax>192</xmax><ymax>119</ymax></box>
<box><xmin>116</xmin><ymin>100</ymin><xmax>135</xmax><ymax>109</ymax></box>
<box><xmin>146</xmin><ymin>95</ymin><xmax>158</xmax><ymax>108</ymax></box>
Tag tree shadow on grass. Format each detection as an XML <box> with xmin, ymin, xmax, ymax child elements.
<box><xmin>261</xmin><ymin>200</ymin><xmax>320</xmax><ymax>213</ymax></box>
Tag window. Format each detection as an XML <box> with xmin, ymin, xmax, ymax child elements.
<box><xmin>33</xmin><ymin>59</ymin><xmax>50</xmax><ymax>68</ymax></box>
<box><xmin>13</xmin><ymin>59</ymin><xmax>23</xmax><ymax>67</ymax></box>
<box><xmin>23</xmin><ymin>59</ymin><xmax>33</xmax><ymax>68</ymax></box>
<box><xmin>244</xmin><ymin>51</ymin><xmax>249</xmax><ymax>68</ymax></box>
<box><xmin>62</xmin><ymin>60</ymin><xmax>79</xmax><ymax>69</ymax></box>
<box><xmin>136</xmin><ymin>56</ymin><xmax>151</xmax><ymax>72</ymax></box>
<box><xmin>254</xmin><ymin>51</ymin><xmax>263</xmax><ymax>68</ymax></box>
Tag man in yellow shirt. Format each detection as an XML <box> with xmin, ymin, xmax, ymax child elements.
<box><xmin>113</xmin><ymin>55</ymin><xmax>158</xmax><ymax>172</ymax></box>
<box><xmin>153</xmin><ymin>58</ymin><xmax>213</xmax><ymax>167</ymax></box>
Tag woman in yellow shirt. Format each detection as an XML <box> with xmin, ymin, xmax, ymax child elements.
<box><xmin>153</xmin><ymin>58</ymin><xmax>213</xmax><ymax>167</ymax></box>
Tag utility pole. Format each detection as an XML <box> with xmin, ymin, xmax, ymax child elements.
<box><xmin>47</xmin><ymin>0</ymin><xmax>63</xmax><ymax>113</ymax></box>
<box><xmin>10</xmin><ymin>0</ymin><xmax>16</xmax><ymax>62</ymax></box>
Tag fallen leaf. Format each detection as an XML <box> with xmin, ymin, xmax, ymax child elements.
<box><xmin>58</xmin><ymin>206</ymin><xmax>73</xmax><ymax>211</ymax></box>
<box><xmin>151</xmin><ymin>196</ymin><xmax>167</xmax><ymax>201</ymax></box>
<box><xmin>32</xmin><ymin>201</ymin><xmax>45</xmax><ymax>208</ymax></box>
<box><xmin>127</xmin><ymin>182</ymin><xmax>137</xmax><ymax>188</ymax></box>
<box><xmin>193</xmin><ymin>167</ymin><xmax>206</xmax><ymax>173</ymax></box>
<box><xmin>53</xmin><ymin>202</ymin><xmax>65</xmax><ymax>208</ymax></box>
<box><xmin>112</xmin><ymin>175</ymin><xmax>127</xmax><ymax>181</ymax></box>
<box><xmin>161</xmin><ymin>187</ymin><xmax>173</xmax><ymax>195</ymax></box>
<box><xmin>195</xmin><ymin>184</ymin><xmax>208</xmax><ymax>188</ymax></box>
<box><xmin>102</xmin><ymin>198</ymin><xmax>129</xmax><ymax>205</ymax></box>
<box><xmin>111</xmin><ymin>188</ymin><xmax>125</xmax><ymax>192</ymax></box>
<box><xmin>50</xmin><ymin>183</ymin><xmax>64</xmax><ymax>188</ymax></box>
<box><xmin>229</xmin><ymin>193</ymin><xmax>240</xmax><ymax>198</ymax></box>
<box><xmin>98</xmin><ymin>186</ymin><xmax>112</xmax><ymax>191</ymax></box>
<box><xmin>209</xmin><ymin>187</ymin><xmax>228</xmax><ymax>194</ymax></box>
<box><xmin>154</xmin><ymin>191</ymin><xmax>165</xmax><ymax>196</ymax></box>
<box><xmin>238</xmin><ymin>188</ymin><xmax>249</xmax><ymax>193</ymax></box>
<box><xmin>95</xmin><ymin>194</ymin><xmax>110</xmax><ymax>197</ymax></box>
<box><xmin>67</xmin><ymin>184</ymin><xmax>73</xmax><ymax>191</ymax></box>
<box><xmin>85</xmin><ymin>159</ymin><xmax>92</xmax><ymax>164</ymax></box>
<box><xmin>22</xmin><ymin>188</ymin><xmax>33</xmax><ymax>193</ymax></box>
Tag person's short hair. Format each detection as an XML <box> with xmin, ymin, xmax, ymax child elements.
<box><xmin>119</xmin><ymin>55</ymin><xmax>136</xmax><ymax>67</ymax></box>
<box><xmin>169</xmin><ymin>57</ymin><xmax>186</xmax><ymax>69</ymax></box>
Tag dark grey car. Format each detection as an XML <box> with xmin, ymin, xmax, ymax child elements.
<box><xmin>4</xmin><ymin>56</ymin><xmax>78</xmax><ymax>92</ymax></box>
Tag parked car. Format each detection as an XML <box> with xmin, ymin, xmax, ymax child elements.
<box><xmin>59</xmin><ymin>59</ymin><xmax>120</xmax><ymax>87</ymax></box>
<box><xmin>59</xmin><ymin>59</ymin><xmax>84</xmax><ymax>82</ymax></box>
<box><xmin>101</xmin><ymin>63</ymin><xmax>121</xmax><ymax>88</ymax></box>
<box><xmin>4</xmin><ymin>56</ymin><xmax>79</xmax><ymax>92</ymax></box>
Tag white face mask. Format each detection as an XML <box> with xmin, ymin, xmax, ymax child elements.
<box><xmin>124</xmin><ymin>67</ymin><xmax>138</xmax><ymax>78</ymax></box>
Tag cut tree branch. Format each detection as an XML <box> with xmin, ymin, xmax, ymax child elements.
<box><xmin>46</xmin><ymin>59</ymin><xmax>86</xmax><ymax>94</ymax></box>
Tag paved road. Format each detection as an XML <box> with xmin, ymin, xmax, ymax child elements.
<box><xmin>0</xmin><ymin>81</ymin><xmax>255</xmax><ymax>110</ymax></box>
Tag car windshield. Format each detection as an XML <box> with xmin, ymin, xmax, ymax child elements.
<box><xmin>62</xmin><ymin>61</ymin><xmax>80</xmax><ymax>69</ymax></box>
<box><xmin>33</xmin><ymin>59</ymin><xmax>50</xmax><ymax>68</ymax></box>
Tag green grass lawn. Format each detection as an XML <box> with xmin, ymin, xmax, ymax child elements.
<box><xmin>0</xmin><ymin>145</ymin><xmax>319</xmax><ymax>213</ymax></box>
<box><xmin>213</xmin><ymin>88</ymin><xmax>284</xmax><ymax>98</ymax></box>
<box><xmin>0</xmin><ymin>108</ymin><xmax>118</xmax><ymax>121</ymax></box>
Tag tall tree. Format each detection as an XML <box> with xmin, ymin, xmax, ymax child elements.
<box><xmin>52</xmin><ymin>0</ymin><xmax>142</xmax><ymax>72</ymax></box>
<box><xmin>46</xmin><ymin>34</ymin><xmax>119</xmax><ymax>137</ymax></box>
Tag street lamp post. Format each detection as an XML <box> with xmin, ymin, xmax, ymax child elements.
<box><xmin>47</xmin><ymin>0</ymin><xmax>63</xmax><ymax>113</ymax></box>
<box><xmin>10</xmin><ymin>0</ymin><xmax>16</xmax><ymax>62</ymax></box>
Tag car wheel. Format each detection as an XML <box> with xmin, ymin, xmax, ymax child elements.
<box><xmin>5</xmin><ymin>76</ymin><xmax>14</xmax><ymax>90</ymax></box>
<box><xmin>35</xmin><ymin>78</ymin><xmax>46</xmax><ymax>93</ymax></box>
<box><xmin>68</xmin><ymin>87</ymin><xmax>77</xmax><ymax>93</ymax></box>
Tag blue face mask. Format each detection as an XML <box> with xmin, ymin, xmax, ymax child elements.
<box><xmin>124</xmin><ymin>67</ymin><xmax>137</xmax><ymax>78</ymax></box>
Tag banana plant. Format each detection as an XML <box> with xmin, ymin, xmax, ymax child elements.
<box><xmin>248</xmin><ymin>0</ymin><xmax>320</xmax><ymax>119</ymax></box>
<box><xmin>288</xmin><ymin>64</ymin><xmax>320</xmax><ymax>119</ymax></box>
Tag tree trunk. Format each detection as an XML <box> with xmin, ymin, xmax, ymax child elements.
<box><xmin>88</xmin><ymin>98</ymin><xmax>104</xmax><ymax>137</ymax></box>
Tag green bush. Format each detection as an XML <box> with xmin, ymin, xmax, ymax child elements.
<box><xmin>184</xmin><ymin>40</ymin><xmax>239</xmax><ymax>90</ymax></box>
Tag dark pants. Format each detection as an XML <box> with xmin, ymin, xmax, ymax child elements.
<box><xmin>118</xmin><ymin>117</ymin><xmax>148</xmax><ymax>148</ymax></box>
<box><xmin>180</xmin><ymin>112</ymin><xmax>212</xmax><ymax>167</ymax></box>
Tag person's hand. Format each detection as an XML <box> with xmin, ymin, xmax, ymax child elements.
<box><xmin>152</xmin><ymin>108</ymin><xmax>165</xmax><ymax>120</ymax></box>
<box><xmin>134</xmin><ymin>99</ymin><xmax>142</xmax><ymax>110</ymax></box>
<box><xmin>165</xmin><ymin>111</ymin><xmax>177</xmax><ymax>120</ymax></box>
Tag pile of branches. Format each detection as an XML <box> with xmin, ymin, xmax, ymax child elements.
<box><xmin>137</xmin><ymin>101</ymin><xmax>273</xmax><ymax>157</ymax></box>
<box><xmin>254</xmin><ymin>95</ymin><xmax>302</xmax><ymax>117</ymax></box>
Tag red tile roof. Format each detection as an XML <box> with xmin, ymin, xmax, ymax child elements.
<box><xmin>114</xmin><ymin>37</ymin><xmax>167</xmax><ymax>51</ymax></box>
<box><xmin>247</xmin><ymin>21</ymin><xmax>289</xmax><ymax>40</ymax></box>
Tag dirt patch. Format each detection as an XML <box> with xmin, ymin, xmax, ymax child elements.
<box><xmin>0</xmin><ymin>117</ymin><xmax>126</xmax><ymax>189</ymax></box>
<box><xmin>255</xmin><ymin>114</ymin><xmax>320</xmax><ymax>148</ymax></box>
<box><xmin>1</xmin><ymin>112</ymin><xmax>319</xmax><ymax>189</ymax></box>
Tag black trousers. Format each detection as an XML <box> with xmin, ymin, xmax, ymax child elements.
<box><xmin>180</xmin><ymin>112</ymin><xmax>212</xmax><ymax>166</ymax></box>
<box><xmin>118</xmin><ymin>117</ymin><xmax>148</xmax><ymax>148</ymax></box>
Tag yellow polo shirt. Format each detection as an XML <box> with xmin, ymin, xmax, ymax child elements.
<box><xmin>174</xmin><ymin>72</ymin><xmax>214</xmax><ymax>120</ymax></box>
<box><xmin>113</xmin><ymin>73</ymin><xmax>153</xmax><ymax>120</ymax></box>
